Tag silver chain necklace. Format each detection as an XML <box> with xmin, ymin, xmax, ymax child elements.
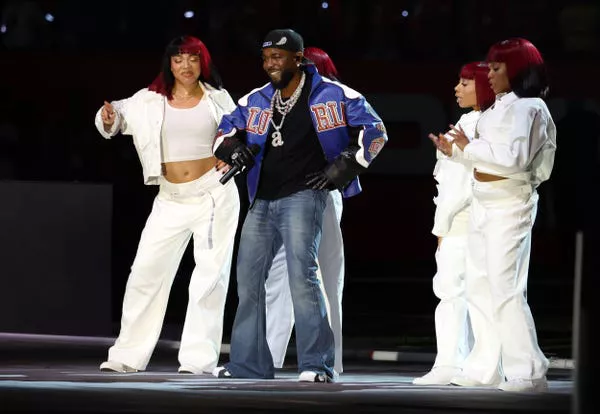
<box><xmin>269</xmin><ymin>72</ymin><xmax>306</xmax><ymax>147</ymax></box>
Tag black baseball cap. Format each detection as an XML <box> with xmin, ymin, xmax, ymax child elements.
<box><xmin>261</xmin><ymin>29</ymin><xmax>304</xmax><ymax>52</ymax></box>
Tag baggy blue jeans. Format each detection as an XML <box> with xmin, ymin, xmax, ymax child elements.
<box><xmin>225</xmin><ymin>189</ymin><xmax>335</xmax><ymax>378</ymax></box>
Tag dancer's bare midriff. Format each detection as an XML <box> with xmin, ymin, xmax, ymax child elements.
<box><xmin>162</xmin><ymin>156</ymin><xmax>217</xmax><ymax>183</ymax></box>
<box><xmin>474</xmin><ymin>169</ymin><xmax>507</xmax><ymax>182</ymax></box>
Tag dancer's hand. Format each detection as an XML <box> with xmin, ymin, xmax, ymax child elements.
<box><xmin>428</xmin><ymin>132</ymin><xmax>453</xmax><ymax>157</ymax></box>
<box><xmin>215</xmin><ymin>159</ymin><xmax>231</xmax><ymax>174</ymax></box>
<box><xmin>447</xmin><ymin>124</ymin><xmax>469</xmax><ymax>151</ymax></box>
<box><xmin>101</xmin><ymin>101</ymin><xmax>116</xmax><ymax>126</ymax></box>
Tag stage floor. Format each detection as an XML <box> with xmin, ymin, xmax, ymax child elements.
<box><xmin>0</xmin><ymin>333</ymin><xmax>573</xmax><ymax>414</ymax></box>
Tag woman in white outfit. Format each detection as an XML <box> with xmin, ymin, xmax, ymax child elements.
<box><xmin>436</xmin><ymin>38</ymin><xmax>557</xmax><ymax>392</ymax></box>
<box><xmin>94</xmin><ymin>36</ymin><xmax>240</xmax><ymax>374</ymax></box>
<box><xmin>264</xmin><ymin>47</ymin><xmax>346</xmax><ymax>374</ymax></box>
<box><xmin>414</xmin><ymin>61</ymin><xmax>495</xmax><ymax>385</ymax></box>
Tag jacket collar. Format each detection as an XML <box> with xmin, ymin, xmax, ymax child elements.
<box><xmin>200</xmin><ymin>81</ymin><xmax>221</xmax><ymax>97</ymax></box>
<box><xmin>305</xmin><ymin>63</ymin><xmax>323</xmax><ymax>95</ymax></box>
<box><xmin>493</xmin><ymin>91</ymin><xmax>519</xmax><ymax>109</ymax></box>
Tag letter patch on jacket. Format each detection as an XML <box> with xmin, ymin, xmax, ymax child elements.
<box><xmin>246</xmin><ymin>107</ymin><xmax>272</xmax><ymax>135</ymax></box>
<box><xmin>368</xmin><ymin>137</ymin><xmax>385</xmax><ymax>158</ymax></box>
<box><xmin>310</xmin><ymin>102</ymin><xmax>346</xmax><ymax>132</ymax></box>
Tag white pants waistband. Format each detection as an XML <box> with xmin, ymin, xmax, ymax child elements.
<box><xmin>158</xmin><ymin>168</ymin><xmax>224</xmax><ymax>201</ymax></box>
<box><xmin>157</xmin><ymin>169</ymin><xmax>228</xmax><ymax>249</ymax></box>
<box><xmin>472</xmin><ymin>179</ymin><xmax>533</xmax><ymax>202</ymax></box>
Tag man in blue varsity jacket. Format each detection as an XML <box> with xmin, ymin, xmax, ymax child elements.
<box><xmin>212</xmin><ymin>29</ymin><xmax>387</xmax><ymax>382</ymax></box>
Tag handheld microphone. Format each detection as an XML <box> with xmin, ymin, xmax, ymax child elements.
<box><xmin>219</xmin><ymin>144</ymin><xmax>261</xmax><ymax>185</ymax></box>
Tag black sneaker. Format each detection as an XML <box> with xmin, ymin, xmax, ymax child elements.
<box><xmin>212</xmin><ymin>366</ymin><xmax>233</xmax><ymax>378</ymax></box>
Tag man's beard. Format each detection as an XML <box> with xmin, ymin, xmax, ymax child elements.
<box><xmin>270</xmin><ymin>69</ymin><xmax>295</xmax><ymax>90</ymax></box>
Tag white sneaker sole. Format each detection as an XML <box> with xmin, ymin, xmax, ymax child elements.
<box><xmin>298</xmin><ymin>371</ymin><xmax>333</xmax><ymax>383</ymax></box>
<box><xmin>99</xmin><ymin>361</ymin><xmax>138</xmax><ymax>373</ymax></box>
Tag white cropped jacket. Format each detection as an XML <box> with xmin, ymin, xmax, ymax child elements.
<box><xmin>94</xmin><ymin>82</ymin><xmax>236</xmax><ymax>185</ymax></box>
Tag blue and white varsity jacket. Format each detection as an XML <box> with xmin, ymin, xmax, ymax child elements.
<box><xmin>212</xmin><ymin>64</ymin><xmax>388</xmax><ymax>204</ymax></box>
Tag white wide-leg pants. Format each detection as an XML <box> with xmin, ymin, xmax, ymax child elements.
<box><xmin>107</xmin><ymin>169</ymin><xmax>240</xmax><ymax>372</ymax></box>
<box><xmin>431</xmin><ymin>211</ymin><xmax>472</xmax><ymax>370</ymax></box>
<box><xmin>265</xmin><ymin>190</ymin><xmax>344</xmax><ymax>372</ymax></box>
<box><xmin>461</xmin><ymin>179</ymin><xmax>548</xmax><ymax>384</ymax></box>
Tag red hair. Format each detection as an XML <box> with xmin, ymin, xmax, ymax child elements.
<box><xmin>304</xmin><ymin>47</ymin><xmax>340</xmax><ymax>81</ymax></box>
<box><xmin>486</xmin><ymin>38</ymin><xmax>544</xmax><ymax>84</ymax></box>
<box><xmin>149</xmin><ymin>36</ymin><xmax>221</xmax><ymax>99</ymax></box>
<box><xmin>460</xmin><ymin>61</ymin><xmax>495</xmax><ymax>111</ymax></box>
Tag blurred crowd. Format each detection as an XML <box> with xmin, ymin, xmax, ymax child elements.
<box><xmin>1</xmin><ymin>0</ymin><xmax>599</xmax><ymax>60</ymax></box>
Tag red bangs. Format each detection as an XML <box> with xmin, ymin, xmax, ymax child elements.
<box><xmin>459</xmin><ymin>62</ymin><xmax>482</xmax><ymax>79</ymax></box>
<box><xmin>148</xmin><ymin>36</ymin><xmax>216</xmax><ymax>99</ymax></box>
<box><xmin>486</xmin><ymin>38</ymin><xmax>544</xmax><ymax>82</ymax></box>
<box><xmin>459</xmin><ymin>61</ymin><xmax>495</xmax><ymax>111</ymax></box>
<box><xmin>178</xmin><ymin>36</ymin><xmax>212</xmax><ymax>80</ymax></box>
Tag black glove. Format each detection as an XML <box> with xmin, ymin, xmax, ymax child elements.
<box><xmin>309</xmin><ymin>150</ymin><xmax>368</xmax><ymax>191</ymax></box>
<box><xmin>230</xmin><ymin>144</ymin><xmax>256</xmax><ymax>170</ymax></box>
<box><xmin>305</xmin><ymin>170</ymin><xmax>336</xmax><ymax>190</ymax></box>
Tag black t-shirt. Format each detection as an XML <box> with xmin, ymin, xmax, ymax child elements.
<box><xmin>256</xmin><ymin>73</ymin><xmax>327</xmax><ymax>200</ymax></box>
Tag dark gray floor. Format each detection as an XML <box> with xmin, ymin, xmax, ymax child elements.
<box><xmin>0</xmin><ymin>333</ymin><xmax>573</xmax><ymax>414</ymax></box>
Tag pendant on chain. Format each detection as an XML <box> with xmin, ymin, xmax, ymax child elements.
<box><xmin>271</xmin><ymin>130</ymin><xmax>284</xmax><ymax>147</ymax></box>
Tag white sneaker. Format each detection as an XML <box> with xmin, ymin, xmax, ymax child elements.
<box><xmin>498</xmin><ymin>377</ymin><xmax>548</xmax><ymax>392</ymax></box>
<box><xmin>99</xmin><ymin>360</ymin><xmax>138</xmax><ymax>373</ymax></box>
<box><xmin>178</xmin><ymin>366</ymin><xmax>199</xmax><ymax>374</ymax></box>
<box><xmin>412</xmin><ymin>367</ymin><xmax>460</xmax><ymax>385</ymax></box>
<box><xmin>179</xmin><ymin>364</ymin><xmax>214</xmax><ymax>374</ymax></box>
<box><xmin>298</xmin><ymin>370</ymin><xmax>333</xmax><ymax>383</ymax></box>
<box><xmin>450</xmin><ymin>374</ymin><xmax>501</xmax><ymax>387</ymax></box>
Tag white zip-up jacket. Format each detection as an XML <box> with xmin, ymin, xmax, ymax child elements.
<box><xmin>94</xmin><ymin>82</ymin><xmax>236</xmax><ymax>185</ymax></box>
<box><xmin>432</xmin><ymin>110</ymin><xmax>480</xmax><ymax>237</ymax></box>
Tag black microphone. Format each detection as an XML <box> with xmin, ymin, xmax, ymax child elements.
<box><xmin>219</xmin><ymin>144</ymin><xmax>261</xmax><ymax>185</ymax></box>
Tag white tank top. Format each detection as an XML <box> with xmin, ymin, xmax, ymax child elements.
<box><xmin>161</xmin><ymin>98</ymin><xmax>217</xmax><ymax>162</ymax></box>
